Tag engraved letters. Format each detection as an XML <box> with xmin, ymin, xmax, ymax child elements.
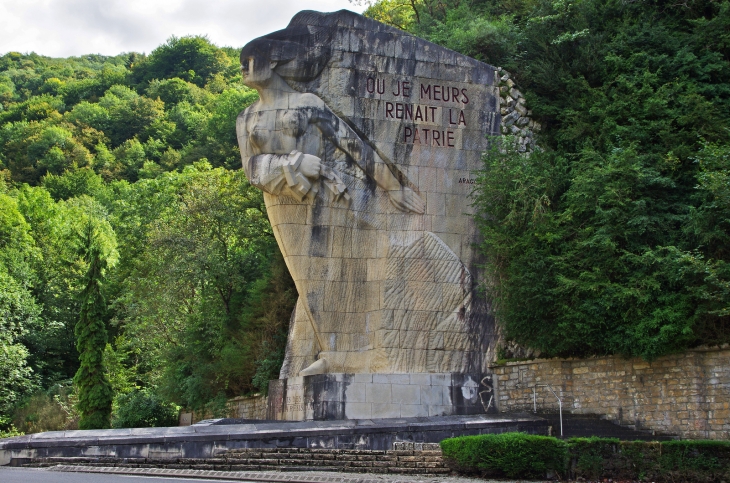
<box><xmin>371</xmin><ymin>77</ymin><xmax>469</xmax><ymax>149</ymax></box>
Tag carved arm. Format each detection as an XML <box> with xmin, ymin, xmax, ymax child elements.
<box><xmin>311</xmin><ymin>107</ymin><xmax>425</xmax><ymax>214</ymax></box>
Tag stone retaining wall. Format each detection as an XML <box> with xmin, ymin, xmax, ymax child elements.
<box><xmin>230</xmin><ymin>395</ymin><xmax>268</xmax><ymax>420</ymax></box>
<box><xmin>24</xmin><ymin>447</ymin><xmax>450</xmax><ymax>475</ymax></box>
<box><xmin>179</xmin><ymin>395</ymin><xmax>268</xmax><ymax>426</ymax></box>
<box><xmin>491</xmin><ymin>347</ymin><xmax>730</xmax><ymax>440</ymax></box>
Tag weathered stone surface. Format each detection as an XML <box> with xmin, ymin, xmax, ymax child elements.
<box><xmin>237</xmin><ymin>10</ymin><xmax>500</xmax><ymax>378</ymax></box>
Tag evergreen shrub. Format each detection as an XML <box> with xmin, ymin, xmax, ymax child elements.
<box><xmin>440</xmin><ymin>432</ymin><xmax>568</xmax><ymax>478</ymax></box>
<box><xmin>441</xmin><ymin>434</ymin><xmax>730</xmax><ymax>482</ymax></box>
<box><xmin>570</xmin><ymin>438</ymin><xmax>730</xmax><ymax>482</ymax></box>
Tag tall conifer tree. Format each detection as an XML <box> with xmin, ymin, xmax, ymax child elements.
<box><xmin>74</xmin><ymin>220</ymin><xmax>114</xmax><ymax>430</ymax></box>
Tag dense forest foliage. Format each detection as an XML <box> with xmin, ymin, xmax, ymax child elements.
<box><xmin>0</xmin><ymin>36</ymin><xmax>296</xmax><ymax>433</ymax></box>
<box><xmin>2</xmin><ymin>0</ymin><xmax>730</xmax><ymax>434</ymax></box>
<box><xmin>364</xmin><ymin>0</ymin><xmax>730</xmax><ymax>359</ymax></box>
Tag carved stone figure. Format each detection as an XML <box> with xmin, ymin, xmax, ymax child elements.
<box><xmin>237</xmin><ymin>10</ymin><xmax>499</xmax><ymax>382</ymax></box>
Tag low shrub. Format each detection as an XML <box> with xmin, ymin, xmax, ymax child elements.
<box><xmin>112</xmin><ymin>390</ymin><xmax>179</xmax><ymax>428</ymax></box>
<box><xmin>440</xmin><ymin>432</ymin><xmax>568</xmax><ymax>479</ymax></box>
<box><xmin>442</xmin><ymin>433</ymin><xmax>730</xmax><ymax>482</ymax></box>
<box><xmin>0</xmin><ymin>424</ymin><xmax>23</xmax><ymax>439</ymax></box>
<box><xmin>572</xmin><ymin>439</ymin><xmax>730</xmax><ymax>483</ymax></box>
<box><xmin>11</xmin><ymin>386</ymin><xmax>78</xmax><ymax>434</ymax></box>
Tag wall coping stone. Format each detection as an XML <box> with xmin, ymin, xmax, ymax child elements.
<box><xmin>489</xmin><ymin>345</ymin><xmax>730</xmax><ymax>368</ymax></box>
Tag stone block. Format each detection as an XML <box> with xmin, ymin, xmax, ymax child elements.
<box><xmin>373</xmin><ymin>374</ymin><xmax>410</xmax><ymax>385</ymax></box>
<box><xmin>345</xmin><ymin>383</ymin><xmax>368</xmax><ymax>403</ymax></box>
<box><xmin>430</xmin><ymin>374</ymin><xmax>450</xmax><ymax>386</ymax></box>
<box><xmin>409</xmin><ymin>374</ymin><xmax>431</xmax><ymax>385</ymax></box>
<box><xmin>428</xmin><ymin>405</ymin><xmax>453</xmax><ymax>417</ymax></box>
<box><xmin>391</xmin><ymin>384</ymin><xmax>420</xmax><ymax>405</ymax></box>
<box><xmin>400</xmin><ymin>404</ymin><xmax>429</xmax><ymax>418</ymax></box>
<box><xmin>344</xmin><ymin>402</ymin><xmax>372</xmax><ymax>420</ymax></box>
<box><xmin>353</xmin><ymin>373</ymin><xmax>373</xmax><ymax>383</ymax></box>
<box><xmin>375</xmin><ymin>329</ymin><xmax>399</xmax><ymax>348</ymax></box>
<box><xmin>420</xmin><ymin>386</ymin><xmax>444</xmax><ymax>406</ymax></box>
<box><xmin>366</xmin><ymin>383</ymin><xmax>392</xmax><ymax>403</ymax></box>
<box><xmin>371</xmin><ymin>403</ymin><xmax>401</xmax><ymax>418</ymax></box>
<box><xmin>442</xmin><ymin>385</ymin><xmax>453</xmax><ymax>406</ymax></box>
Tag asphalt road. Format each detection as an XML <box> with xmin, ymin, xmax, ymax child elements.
<box><xmin>0</xmin><ymin>467</ymin><xmax>244</xmax><ymax>483</ymax></box>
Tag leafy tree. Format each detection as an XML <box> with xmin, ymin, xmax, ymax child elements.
<box><xmin>1</xmin><ymin>121</ymin><xmax>93</xmax><ymax>184</ymax></box>
<box><xmin>204</xmin><ymin>86</ymin><xmax>258</xmax><ymax>169</ymax></box>
<box><xmin>131</xmin><ymin>36</ymin><xmax>230</xmax><ymax>88</ymax></box>
<box><xmin>0</xmin><ymin>74</ymin><xmax>16</xmax><ymax>104</ymax></box>
<box><xmin>0</xmin><ymin>95</ymin><xmax>65</xmax><ymax>124</ymax></box>
<box><xmin>0</xmin><ymin>193</ymin><xmax>39</xmax><ymax>425</ymax></box>
<box><xmin>42</xmin><ymin>167</ymin><xmax>105</xmax><ymax>201</ymax></box>
<box><xmin>146</xmin><ymin>77</ymin><xmax>202</xmax><ymax>107</ymax></box>
<box><xmin>65</xmin><ymin>101</ymin><xmax>111</xmax><ymax>135</ymax></box>
<box><xmin>166</xmin><ymin>101</ymin><xmax>210</xmax><ymax>149</ymax></box>
<box><xmin>111</xmin><ymin>138</ymin><xmax>147</xmax><ymax>181</ymax></box>
<box><xmin>1</xmin><ymin>46</ymin><xmax>247</xmax><ymax>184</ymax></box>
<box><xmin>112</xmin><ymin>163</ymin><xmax>290</xmax><ymax>410</ymax></box>
<box><xmin>13</xmin><ymin>186</ymin><xmax>82</xmax><ymax>386</ymax></box>
<box><xmin>248</xmin><ymin>251</ymin><xmax>298</xmax><ymax>394</ymax></box>
<box><xmin>98</xmin><ymin>86</ymin><xmax>167</xmax><ymax>147</ymax></box>
<box><xmin>363</xmin><ymin>0</ymin><xmax>418</xmax><ymax>30</ymax></box>
<box><xmin>60</xmin><ymin>65</ymin><xmax>128</xmax><ymax>106</ymax></box>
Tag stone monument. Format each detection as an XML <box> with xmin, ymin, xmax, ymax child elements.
<box><xmin>237</xmin><ymin>9</ymin><xmax>501</xmax><ymax>420</ymax></box>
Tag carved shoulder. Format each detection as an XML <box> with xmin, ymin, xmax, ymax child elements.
<box><xmin>236</xmin><ymin>102</ymin><xmax>259</xmax><ymax>135</ymax></box>
<box><xmin>287</xmin><ymin>92</ymin><xmax>326</xmax><ymax>110</ymax></box>
<box><xmin>237</xmin><ymin>104</ymin><xmax>261</xmax><ymax>158</ymax></box>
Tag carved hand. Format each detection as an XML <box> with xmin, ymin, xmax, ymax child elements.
<box><xmin>388</xmin><ymin>186</ymin><xmax>425</xmax><ymax>214</ymax></box>
<box><xmin>298</xmin><ymin>153</ymin><xmax>322</xmax><ymax>179</ymax></box>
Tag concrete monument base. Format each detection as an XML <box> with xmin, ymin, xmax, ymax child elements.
<box><xmin>266</xmin><ymin>373</ymin><xmax>495</xmax><ymax>421</ymax></box>
<box><xmin>0</xmin><ymin>414</ymin><xmax>548</xmax><ymax>466</ymax></box>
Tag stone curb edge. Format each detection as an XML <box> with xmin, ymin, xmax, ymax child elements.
<box><xmin>48</xmin><ymin>465</ymin><xmax>432</xmax><ymax>483</ymax></box>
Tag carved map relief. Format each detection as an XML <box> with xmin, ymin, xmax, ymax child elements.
<box><xmin>237</xmin><ymin>10</ymin><xmax>499</xmax><ymax>378</ymax></box>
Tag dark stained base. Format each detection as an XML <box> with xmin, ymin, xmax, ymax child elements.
<box><xmin>542</xmin><ymin>413</ymin><xmax>676</xmax><ymax>441</ymax></box>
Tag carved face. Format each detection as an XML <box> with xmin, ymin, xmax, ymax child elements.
<box><xmin>241</xmin><ymin>56</ymin><xmax>275</xmax><ymax>89</ymax></box>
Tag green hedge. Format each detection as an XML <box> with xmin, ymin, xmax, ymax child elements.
<box><xmin>440</xmin><ymin>432</ymin><xmax>569</xmax><ymax>479</ymax></box>
<box><xmin>440</xmin><ymin>433</ymin><xmax>730</xmax><ymax>482</ymax></box>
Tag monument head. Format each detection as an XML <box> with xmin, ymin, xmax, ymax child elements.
<box><xmin>240</xmin><ymin>20</ymin><xmax>334</xmax><ymax>88</ymax></box>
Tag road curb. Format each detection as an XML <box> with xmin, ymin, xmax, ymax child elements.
<box><xmin>48</xmin><ymin>465</ymin><xmax>439</xmax><ymax>483</ymax></box>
